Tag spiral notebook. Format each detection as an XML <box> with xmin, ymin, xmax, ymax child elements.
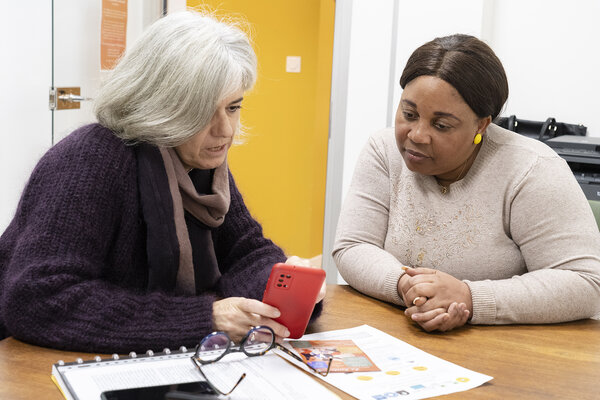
<box><xmin>51</xmin><ymin>346</ymin><xmax>339</xmax><ymax>400</ymax></box>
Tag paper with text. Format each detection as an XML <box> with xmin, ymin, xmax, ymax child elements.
<box><xmin>52</xmin><ymin>351</ymin><xmax>339</xmax><ymax>400</ymax></box>
<box><xmin>278</xmin><ymin>325</ymin><xmax>492</xmax><ymax>400</ymax></box>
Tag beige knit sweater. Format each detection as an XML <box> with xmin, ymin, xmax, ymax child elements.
<box><xmin>333</xmin><ymin>124</ymin><xmax>600</xmax><ymax>324</ymax></box>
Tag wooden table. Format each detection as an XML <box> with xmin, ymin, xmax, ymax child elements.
<box><xmin>1</xmin><ymin>284</ymin><xmax>598</xmax><ymax>399</ymax></box>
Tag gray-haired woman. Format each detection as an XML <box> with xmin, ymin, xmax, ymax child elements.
<box><xmin>0</xmin><ymin>11</ymin><xmax>323</xmax><ymax>353</ymax></box>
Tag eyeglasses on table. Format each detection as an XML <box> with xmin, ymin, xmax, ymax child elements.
<box><xmin>190</xmin><ymin>325</ymin><xmax>332</xmax><ymax>396</ymax></box>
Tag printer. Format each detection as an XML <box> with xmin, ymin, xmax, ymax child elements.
<box><xmin>545</xmin><ymin>135</ymin><xmax>600</xmax><ymax>201</ymax></box>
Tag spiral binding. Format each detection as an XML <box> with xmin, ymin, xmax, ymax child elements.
<box><xmin>55</xmin><ymin>346</ymin><xmax>192</xmax><ymax>367</ymax></box>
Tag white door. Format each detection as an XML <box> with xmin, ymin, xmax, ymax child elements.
<box><xmin>52</xmin><ymin>0</ymin><xmax>103</xmax><ymax>143</ymax></box>
<box><xmin>0</xmin><ymin>1</ymin><xmax>164</xmax><ymax>232</ymax></box>
<box><xmin>53</xmin><ymin>0</ymin><xmax>166</xmax><ymax>142</ymax></box>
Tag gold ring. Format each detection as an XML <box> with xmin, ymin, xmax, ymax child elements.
<box><xmin>412</xmin><ymin>296</ymin><xmax>422</xmax><ymax>305</ymax></box>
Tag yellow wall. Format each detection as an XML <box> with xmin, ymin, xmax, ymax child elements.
<box><xmin>186</xmin><ymin>0</ymin><xmax>334</xmax><ymax>258</ymax></box>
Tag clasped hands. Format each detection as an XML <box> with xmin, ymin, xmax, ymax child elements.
<box><xmin>398</xmin><ymin>266</ymin><xmax>472</xmax><ymax>332</ymax></box>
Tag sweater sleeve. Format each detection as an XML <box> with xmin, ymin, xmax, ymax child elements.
<box><xmin>1</xmin><ymin>127</ymin><xmax>217</xmax><ymax>353</ymax></box>
<box><xmin>465</xmin><ymin>156</ymin><xmax>600</xmax><ymax>324</ymax></box>
<box><xmin>213</xmin><ymin>172</ymin><xmax>287</xmax><ymax>300</ymax></box>
<box><xmin>333</xmin><ymin>133</ymin><xmax>406</xmax><ymax>306</ymax></box>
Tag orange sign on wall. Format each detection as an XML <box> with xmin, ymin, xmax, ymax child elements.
<box><xmin>101</xmin><ymin>0</ymin><xmax>128</xmax><ymax>70</ymax></box>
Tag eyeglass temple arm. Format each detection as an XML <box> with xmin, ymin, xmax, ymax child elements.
<box><xmin>191</xmin><ymin>357</ymin><xmax>247</xmax><ymax>396</ymax></box>
<box><xmin>275</xmin><ymin>344</ymin><xmax>333</xmax><ymax>377</ymax></box>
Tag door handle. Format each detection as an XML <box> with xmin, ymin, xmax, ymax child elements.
<box><xmin>58</xmin><ymin>93</ymin><xmax>92</xmax><ymax>103</ymax></box>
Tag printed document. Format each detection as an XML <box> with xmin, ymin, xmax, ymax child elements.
<box><xmin>278</xmin><ymin>325</ymin><xmax>492</xmax><ymax>400</ymax></box>
<box><xmin>52</xmin><ymin>351</ymin><xmax>339</xmax><ymax>400</ymax></box>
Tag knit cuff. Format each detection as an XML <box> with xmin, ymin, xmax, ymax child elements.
<box><xmin>384</xmin><ymin>269</ymin><xmax>405</xmax><ymax>306</ymax></box>
<box><xmin>464</xmin><ymin>280</ymin><xmax>496</xmax><ymax>324</ymax></box>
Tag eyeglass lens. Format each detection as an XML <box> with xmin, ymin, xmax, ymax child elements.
<box><xmin>196</xmin><ymin>332</ymin><xmax>230</xmax><ymax>362</ymax></box>
<box><xmin>242</xmin><ymin>326</ymin><xmax>274</xmax><ymax>356</ymax></box>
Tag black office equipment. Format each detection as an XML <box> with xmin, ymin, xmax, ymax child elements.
<box><xmin>546</xmin><ymin>135</ymin><xmax>600</xmax><ymax>201</ymax></box>
<box><xmin>497</xmin><ymin>115</ymin><xmax>587</xmax><ymax>141</ymax></box>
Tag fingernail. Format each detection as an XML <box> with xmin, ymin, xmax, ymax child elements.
<box><xmin>284</xmin><ymin>329</ymin><xmax>290</xmax><ymax>337</ymax></box>
<box><xmin>274</xmin><ymin>310</ymin><xmax>281</xmax><ymax>318</ymax></box>
<box><xmin>402</xmin><ymin>266</ymin><xmax>411</xmax><ymax>271</ymax></box>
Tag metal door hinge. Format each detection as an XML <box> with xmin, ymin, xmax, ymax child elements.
<box><xmin>49</xmin><ymin>87</ymin><xmax>57</xmax><ymax>110</ymax></box>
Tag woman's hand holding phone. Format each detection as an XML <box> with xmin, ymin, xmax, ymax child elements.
<box><xmin>212</xmin><ymin>256</ymin><xmax>326</xmax><ymax>342</ymax></box>
<box><xmin>212</xmin><ymin>297</ymin><xmax>290</xmax><ymax>342</ymax></box>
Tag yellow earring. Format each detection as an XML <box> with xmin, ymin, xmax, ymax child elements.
<box><xmin>473</xmin><ymin>133</ymin><xmax>482</xmax><ymax>145</ymax></box>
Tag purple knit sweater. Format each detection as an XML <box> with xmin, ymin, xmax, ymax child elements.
<box><xmin>0</xmin><ymin>124</ymin><xmax>291</xmax><ymax>353</ymax></box>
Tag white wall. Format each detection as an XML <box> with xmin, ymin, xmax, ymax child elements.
<box><xmin>491</xmin><ymin>0</ymin><xmax>600</xmax><ymax>135</ymax></box>
<box><xmin>167</xmin><ymin>0</ymin><xmax>187</xmax><ymax>13</ymax></box>
<box><xmin>0</xmin><ymin>3</ymin><xmax>52</xmax><ymax>232</ymax></box>
<box><xmin>342</xmin><ymin>0</ymin><xmax>395</xmax><ymax>197</ymax></box>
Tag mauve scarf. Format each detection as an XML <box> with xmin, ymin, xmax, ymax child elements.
<box><xmin>136</xmin><ymin>143</ymin><xmax>230</xmax><ymax>295</ymax></box>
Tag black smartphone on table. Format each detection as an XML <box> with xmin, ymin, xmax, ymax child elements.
<box><xmin>100</xmin><ymin>381</ymin><xmax>216</xmax><ymax>400</ymax></box>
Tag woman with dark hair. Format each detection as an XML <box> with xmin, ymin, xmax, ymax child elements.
<box><xmin>334</xmin><ymin>34</ymin><xmax>600</xmax><ymax>332</ymax></box>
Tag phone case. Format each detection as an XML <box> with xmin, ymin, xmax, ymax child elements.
<box><xmin>262</xmin><ymin>263</ymin><xmax>326</xmax><ymax>339</ymax></box>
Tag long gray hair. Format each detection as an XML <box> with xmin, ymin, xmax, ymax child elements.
<box><xmin>95</xmin><ymin>10</ymin><xmax>257</xmax><ymax>146</ymax></box>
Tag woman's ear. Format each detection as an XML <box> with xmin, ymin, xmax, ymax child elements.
<box><xmin>477</xmin><ymin>115</ymin><xmax>492</xmax><ymax>134</ymax></box>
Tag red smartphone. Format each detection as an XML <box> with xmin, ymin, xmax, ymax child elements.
<box><xmin>262</xmin><ymin>263</ymin><xmax>326</xmax><ymax>339</ymax></box>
